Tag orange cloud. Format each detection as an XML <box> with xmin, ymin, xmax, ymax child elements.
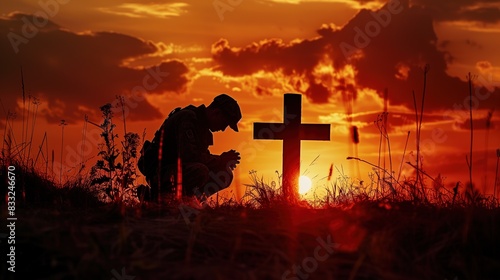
<box><xmin>476</xmin><ymin>60</ymin><xmax>493</xmax><ymax>72</ymax></box>
<box><xmin>352</xmin><ymin>0</ymin><xmax>500</xmax><ymax>23</ymax></box>
<box><xmin>98</xmin><ymin>3</ymin><xmax>189</xmax><ymax>18</ymax></box>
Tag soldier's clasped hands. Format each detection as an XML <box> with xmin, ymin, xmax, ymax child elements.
<box><xmin>220</xmin><ymin>149</ymin><xmax>241</xmax><ymax>170</ymax></box>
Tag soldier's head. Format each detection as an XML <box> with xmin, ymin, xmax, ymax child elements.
<box><xmin>207</xmin><ymin>94</ymin><xmax>242</xmax><ymax>132</ymax></box>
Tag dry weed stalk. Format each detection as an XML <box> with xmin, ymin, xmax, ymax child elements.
<box><xmin>466</xmin><ymin>73</ymin><xmax>475</xmax><ymax>191</ymax></box>
<box><xmin>495</xmin><ymin>149</ymin><xmax>500</xmax><ymax>199</ymax></box>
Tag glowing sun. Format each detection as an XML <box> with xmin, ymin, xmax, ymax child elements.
<box><xmin>298</xmin><ymin>175</ymin><xmax>312</xmax><ymax>194</ymax></box>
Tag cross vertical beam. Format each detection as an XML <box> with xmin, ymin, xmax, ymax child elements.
<box><xmin>253</xmin><ymin>93</ymin><xmax>331</xmax><ymax>201</ymax></box>
<box><xmin>283</xmin><ymin>94</ymin><xmax>300</xmax><ymax>201</ymax></box>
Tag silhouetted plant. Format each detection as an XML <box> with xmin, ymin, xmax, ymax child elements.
<box><xmin>242</xmin><ymin>170</ymin><xmax>288</xmax><ymax>208</ymax></box>
<box><xmin>494</xmin><ymin>148</ymin><xmax>500</xmax><ymax>199</ymax></box>
<box><xmin>89</xmin><ymin>102</ymin><xmax>140</xmax><ymax>203</ymax></box>
<box><xmin>375</xmin><ymin>112</ymin><xmax>394</xmax><ymax>195</ymax></box>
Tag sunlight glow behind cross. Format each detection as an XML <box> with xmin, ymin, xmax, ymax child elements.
<box><xmin>298</xmin><ymin>175</ymin><xmax>312</xmax><ymax>194</ymax></box>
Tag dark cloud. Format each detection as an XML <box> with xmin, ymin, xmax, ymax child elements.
<box><xmin>356</xmin><ymin>0</ymin><xmax>500</xmax><ymax>23</ymax></box>
<box><xmin>212</xmin><ymin>1</ymin><xmax>500</xmax><ymax>111</ymax></box>
<box><xmin>349</xmin><ymin>111</ymin><xmax>449</xmax><ymax>136</ymax></box>
<box><xmin>411</xmin><ymin>0</ymin><xmax>500</xmax><ymax>23</ymax></box>
<box><xmin>0</xmin><ymin>13</ymin><xmax>190</xmax><ymax>123</ymax></box>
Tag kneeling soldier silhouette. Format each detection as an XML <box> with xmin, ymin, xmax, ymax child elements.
<box><xmin>137</xmin><ymin>94</ymin><xmax>242</xmax><ymax>202</ymax></box>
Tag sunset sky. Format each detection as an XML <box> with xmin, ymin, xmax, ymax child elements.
<box><xmin>1</xmin><ymin>0</ymin><xmax>500</xmax><ymax>199</ymax></box>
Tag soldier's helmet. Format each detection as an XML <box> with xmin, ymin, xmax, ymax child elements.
<box><xmin>212</xmin><ymin>94</ymin><xmax>242</xmax><ymax>132</ymax></box>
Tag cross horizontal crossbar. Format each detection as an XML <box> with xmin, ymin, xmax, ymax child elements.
<box><xmin>253</xmin><ymin>123</ymin><xmax>330</xmax><ymax>141</ymax></box>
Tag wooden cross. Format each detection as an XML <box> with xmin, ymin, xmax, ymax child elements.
<box><xmin>253</xmin><ymin>93</ymin><xmax>331</xmax><ymax>201</ymax></box>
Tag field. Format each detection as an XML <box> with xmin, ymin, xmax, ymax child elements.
<box><xmin>2</xmin><ymin>77</ymin><xmax>499</xmax><ymax>280</ymax></box>
<box><xmin>2</xmin><ymin>165</ymin><xmax>500</xmax><ymax>280</ymax></box>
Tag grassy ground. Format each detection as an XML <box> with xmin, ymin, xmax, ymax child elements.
<box><xmin>4</xmin><ymin>69</ymin><xmax>499</xmax><ymax>279</ymax></box>
<box><xmin>1</xmin><ymin>165</ymin><xmax>500</xmax><ymax>280</ymax></box>
<box><xmin>2</xmin><ymin>196</ymin><xmax>500</xmax><ymax>280</ymax></box>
